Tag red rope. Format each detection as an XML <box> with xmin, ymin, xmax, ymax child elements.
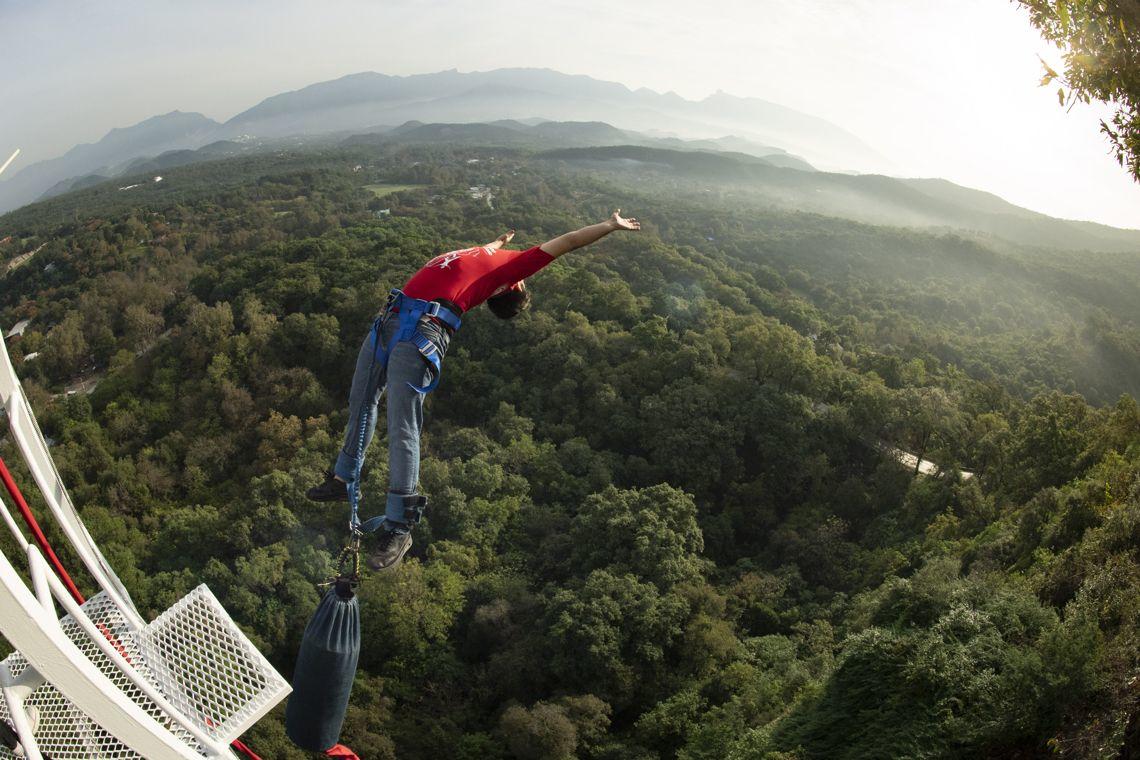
<box><xmin>0</xmin><ymin>455</ymin><xmax>265</xmax><ymax>759</ymax></box>
<box><xmin>0</xmin><ymin>455</ymin><xmax>84</xmax><ymax>604</ymax></box>
<box><xmin>230</xmin><ymin>738</ymin><xmax>263</xmax><ymax>759</ymax></box>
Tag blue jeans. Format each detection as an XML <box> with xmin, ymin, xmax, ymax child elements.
<box><xmin>334</xmin><ymin>314</ymin><xmax>450</xmax><ymax>521</ymax></box>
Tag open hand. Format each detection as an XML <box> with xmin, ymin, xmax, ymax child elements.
<box><xmin>610</xmin><ymin>210</ymin><xmax>641</xmax><ymax>231</ymax></box>
<box><xmin>494</xmin><ymin>229</ymin><xmax>516</xmax><ymax>246</ymax></box>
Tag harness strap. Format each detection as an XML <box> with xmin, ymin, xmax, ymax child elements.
<box><xmin>410</xmin><ymin>334</ymin><xmax>443</xmax><ymax>394</ymax></box>
<box><xmin>372</xmin><ymin>290</ymin><xmax>460</xmax><ymax>395</ymax></box>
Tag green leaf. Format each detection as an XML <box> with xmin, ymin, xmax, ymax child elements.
<box><xmin>1058</xmin><ymin>86</ymin><xmax>1066</xmax><ymax>106</ymax></box>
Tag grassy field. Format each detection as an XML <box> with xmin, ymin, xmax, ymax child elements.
<box><xmin>363</xmin><ymin>183</ymin><xmax>424</xmax><ymax>198</ymax></box>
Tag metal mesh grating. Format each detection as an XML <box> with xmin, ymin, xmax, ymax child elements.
<box><xmin>0</xmin><ymin>593</ymin><xmax>188</xmax><ymax>759</ymax></box>
<box><xmin>0</xmin><ymin>586</ymin><xmax>288</xmax><ymax>758</ymax></box>
<box><xmin>133</xmin><ymin>585</ymin><xmax>288</xmax><ymax>743</ymax></box>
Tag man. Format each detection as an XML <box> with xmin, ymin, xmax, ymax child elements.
<box><xmin>307</xmin><ymin>210</ymin><xmax>641</xmax><ymax>569</ymax></box>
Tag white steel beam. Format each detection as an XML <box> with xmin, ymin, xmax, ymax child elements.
<box><xmin>25</xmin><ymin>548</ymin><xmax>232</xmax><ymax>757</ymax></box>
<box><xmin>0</xmin><ymin>682</ymin><xmax>43</xmax><ymax>760</ymax></box>
<box><xmin>0</xmin><ymin>492</ymin><xmax>30</xmax><ymax>553</ymax></box>
<box><xmin>0</xmin><ymin>332</ymin><xmax>143</xmax><ymax>628</ymax></box>
<box><xmin>0</xmin><ymin>548</ymin><xmax>204</xmax><ymax>759</ymax></box>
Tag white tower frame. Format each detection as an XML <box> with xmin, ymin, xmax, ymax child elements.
<box><xmin>0</xmin><ymin>149</ymin><xmax>290</xmax><ymax>758</ymax></box>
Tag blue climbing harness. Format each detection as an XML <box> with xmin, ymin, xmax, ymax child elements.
<box><xmin>372</xmin><ymin>289</ymin><xmax>462</xmax><ymax>395</ymax></box>
<box><xmin>347</xmin><ymin>289</ymin><xmax>462</xmax><ymax>535</ymax></box>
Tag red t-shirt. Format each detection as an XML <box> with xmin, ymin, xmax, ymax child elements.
<box><xmin>402</xmin><ymin>245</ymin><xmax>554</xmax><ymax>312</ymax></box>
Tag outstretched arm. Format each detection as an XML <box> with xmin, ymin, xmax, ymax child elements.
<box><xmin>539</xmin><ymin>210</ymin><xmax>641</xmax><ymax>259</ymax></box>
<box><xmin>484</xmin><ymin>229</ymin><xmax>516</xmax><ymax>252</ymax></box>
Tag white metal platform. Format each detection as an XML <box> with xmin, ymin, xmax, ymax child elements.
<box><xmin>1</xmin><ymin>309</ymin><xmax>290</xmax><ymax>758</ymax></box>
<box><xmin>0</xmin><ymin>587</ymin><xmax>288</xmax><ymax>760</ymax></box>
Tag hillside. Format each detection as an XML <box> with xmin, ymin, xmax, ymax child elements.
<box><xmin>4</xmin><ymin>68</ymin><xmax>1133</xmax><ymax>257</ymax></box>
<box><xmin>0</xmin><ymin>111</ymin><xmax>220</xmax><ymax>214</ymax></box>
<box><xmin>1</xmin><ymin>147</ymin><xmax>1138</xmax><ymax>758</ymax></box>
<box><xmin>9</xmin><ymin>115</ymin><xmax>810</xmax><ymax>212</ymax></box>
<box><xmin>4</xmin><ymin>146</ymin><xmax>1140</xmax><ymax>404</ymax></box>
<box><xmin>14</xmin><ymin>123</ymin><xmax>1140</xmax><ymax>257</ymax></box>
<box><xmin>539</xmin><ymin>145</ymin><xmax>1140</xmax><ymax>252</ymax></box>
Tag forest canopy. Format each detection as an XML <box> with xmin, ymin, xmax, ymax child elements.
<box><xmin>1</xmin><ymin>144</ymin><xmax>1139</xmax><ymax>758</ymax></box>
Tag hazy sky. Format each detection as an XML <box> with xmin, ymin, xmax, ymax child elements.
<box><xmin>2</xmin><ymin>0</ymin><xmax>1139</xmax><ymax>228</ymax></box>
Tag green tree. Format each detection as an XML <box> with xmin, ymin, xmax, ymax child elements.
<box><xmin>1019</xmin><ymin>1</ymin><xmax>1140</xmax><ymax>178</ymax></box>
<box><xmin>569</xmin><ymin>484</ymin><xmax>705</xmax><ymax>588</ymax></box>
<box><xmin>123</xmin><ymin>303</ymin><xmax>165</xmax><ymax>350</ymax></box>
<box><xmin>43</xmin><ymin>311</ymin><xmax>89</xmax><ymax>380</ymax></box>
<box><xmin>897</xmin><ymin>387</ymin><xmax>964</xmax><ymax>476</ymax></box>
<box><xmin>499</xmin><ymin>702</ymin><xmax>577</xmax><ymax>760</ymax></box>
<box><xmin>544</xmin><ymin>570</ymin><xmax>688</xmax><ymax>706</ymax></box>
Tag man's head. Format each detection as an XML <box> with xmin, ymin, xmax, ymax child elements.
<box><xmin>486</xmin><ymin>281</ymin><xmax>531</xmax><ymax>319</ymax></box>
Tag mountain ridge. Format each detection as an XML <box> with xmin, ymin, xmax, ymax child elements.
<box><xmin>9</xmin><ymin>130</ymin><xmax>1139</xmax><ymax>254</ymax></box>
<box><xmin>2</xmin><ymin>69</ymin><xmax>1136</xmax><ymax>249</ymax></box>
<box><xmin>0</xmin><ymin>68</ymin><xmax>877</xmax><ymax>215</ymax></box>
<box><xmin>0</xmin><ymin>110</ymin><xmax>221</xmax><ymax>215</ymax></box>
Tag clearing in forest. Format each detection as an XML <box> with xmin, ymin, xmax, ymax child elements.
<box><xmin>363</xmin><ymin>183</ymin><xmax>424</xmax><ymax>198</ymax></box>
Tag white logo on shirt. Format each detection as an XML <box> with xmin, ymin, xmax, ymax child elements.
<box><xmin>435</xmin><ymin>252</ymin><xmax>461</xmax><ymax>269</ymax></box>
<box><xmin>427</xmin><ymin>246</ymin><xmax>493</xmax><ymax>270</ymax></box>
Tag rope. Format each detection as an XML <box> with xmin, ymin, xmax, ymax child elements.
<box><xmin>321</xmin><ymin>532</ymin><xmax>362</xmax><ymax>593</ymax></box>
<box><xmin>0</xmin><ymin>719</ymin><xmax>55</xmax><ymax>759</ymax></box>
<box><xmin>347</xmin><ymin>401</ymin><xmax>371</xmax><ymax>532</ymax></box>
<box><xmin>230</xmin><ymin>738</ymin><xmax>263</xmax><ymax>760</ymax></box>
<box><xmin>345</xmin><ymin>292</ymin><xmax>450</xmax><ymax>536</ymax></box>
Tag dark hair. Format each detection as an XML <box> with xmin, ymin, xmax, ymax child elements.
<box><xmin>486</xmin><ymin>288</ymin><xmax>531</xmax><ymax>319</ymax></box>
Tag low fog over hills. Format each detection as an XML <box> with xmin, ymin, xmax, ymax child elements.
<box><xmin>0</xmin><ymin>68</ymin><xmax>877</xmax><ymax>216</ymax></box>
<box><xmin>3</xmin><ymin>68</ymin><xmax>1138</xmax><ymax>254</ymax></box>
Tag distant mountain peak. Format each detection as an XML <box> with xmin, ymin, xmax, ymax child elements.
<box><xmin>1</xmin><ymin>67</ymin><xmax>887</xmax><ymax>216</ymax></box>
<box><xmin>102</xmin><ymin>111</ymin><xmax>218</xmax><ymax>136</ymax></box>
<box><xmin>0</xmin><ymin>110</ymin><xmax>223</xmax><ymax>216</ymax></box>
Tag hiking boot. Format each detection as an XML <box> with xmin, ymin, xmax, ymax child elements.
<box><xmin>367</xmin><ymin>526</ymin><xmax>412</xmax><ymax>570</ymax></box>
<box><xmin>306</xmin><ymin>471</ymin><xmax>349</xmax><ymax>502</ymax></box>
